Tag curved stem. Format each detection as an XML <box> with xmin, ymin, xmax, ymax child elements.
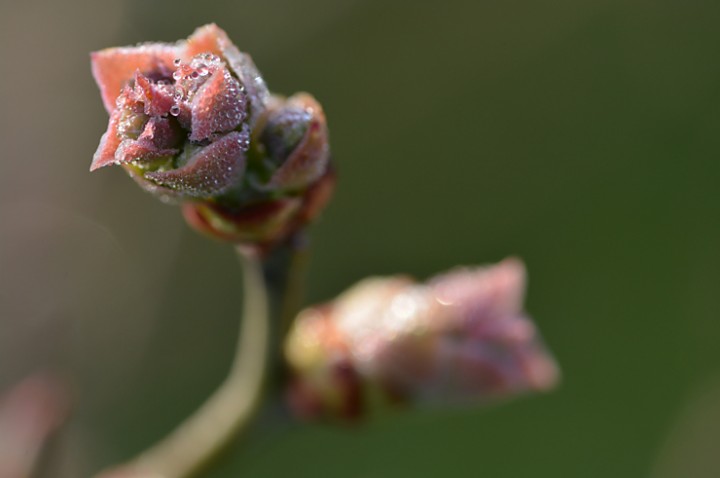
<box><xmin>99</xmin><ymin>247</ymin><xmax>270</xmax><ymax>478</ymax></box>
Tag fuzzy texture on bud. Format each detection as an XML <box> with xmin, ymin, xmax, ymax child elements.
<box><xmin>91</xmin><ymin>24</ymin><xmax>332</xmax><ymax>247</ymax></box>
<box><xmin>285</xmin><ymin>259</ymin><xmax>559</xmax><ymax>421</ymax></box>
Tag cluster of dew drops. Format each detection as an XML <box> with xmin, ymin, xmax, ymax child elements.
<box><xmin>169</xmin><ymin>54</ymin><xmax>211</xmax><ymax>117</ymax></box>
<box><xmin>160</xmin><ymin>54</ymin><xmax>247</xmax><ymax>120</ymax></box>
<box><xmin>156</xmin><ymin>54</ymin><xmax>251</xmax><ymax>154</ymax></box>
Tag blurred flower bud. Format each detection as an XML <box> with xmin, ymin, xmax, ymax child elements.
<box><xmin>285</xmin><ymin>259</ymin><xmax>559</xmax><ymax>421</ymax></box>
<box><xmin>0</xmin><ymin>374</ymin><xmax>70</xmax><ymax>478</ymax></box>
<box><xmin>95</xmin><ymin>465</ymin><xmax>162</xmax><ymax>478</ymax></box>
<box><xmin>91</xmin><ymin>25</ymin><xmax>332</xmax><ymax>246</ymax></box>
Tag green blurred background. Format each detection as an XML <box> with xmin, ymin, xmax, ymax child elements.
<box><xmin>2</xmin><ymin>0</ymin><xmax>720</xmax><ymax>476</ymax></box>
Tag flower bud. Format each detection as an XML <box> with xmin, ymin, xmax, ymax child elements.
<box><xmin>0</xmin><ymin>375</ymin><xmax>69</xmax><ymax>478</ymax></box>
<box><xmin>285</xmin><ymin>259</ymin><xmax>559</xmax><ymax>421</ymax></box>
<box><xmin>91</xmin><ymin>24</ymin><xmax>333</xmax><ymax>246</ymax></box>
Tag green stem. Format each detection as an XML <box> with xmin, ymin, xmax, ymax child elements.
<box><xmin>98</xmin><ymin>246</ymin><xmax>271</xmax><ymax>478</ymax></box>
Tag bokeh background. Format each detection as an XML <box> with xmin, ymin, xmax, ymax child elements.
<box><xmin>2</xmin><ymin>0</ymin><xmax>720</xmax><ymax>476</ymax></box>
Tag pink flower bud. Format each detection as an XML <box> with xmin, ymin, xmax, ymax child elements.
<box><xmin>90</xmin><ymin>28</ymin><xmax>254</xmax><ymax>200</ymax></box>
<box><xmin>285</xmin><ymin>259</ymin><xmax>559</xmax><ymax>421</ymax></box>
<box><xmin>0</xmin><ymin>374</ymin><xmax>70</xmax><ymax>477</ymax></box>
<box><xmin>90</xmin><ymin>25</ymin><xmax>333</xmax><ymax>245</ymax></box>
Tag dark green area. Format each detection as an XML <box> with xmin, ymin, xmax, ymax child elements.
<box><xmin>99</xmin><ymin>1</ymin><xmax>720</xmax><ymax>477</ymax></box>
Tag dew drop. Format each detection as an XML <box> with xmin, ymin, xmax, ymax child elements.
<box><xmin>170</xmin><ymin>105</ymin><xmax>180</xmax><ymax>116</ymax></box>
<box><xmin>173</xmin><ymin>58</ymin><xmax>182</xmax><ymax>66</ymax></box>
<box><xmin>191</xmin><ymin>70</ymin><xmax>200</xmax><ymax>79</ymax></box>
